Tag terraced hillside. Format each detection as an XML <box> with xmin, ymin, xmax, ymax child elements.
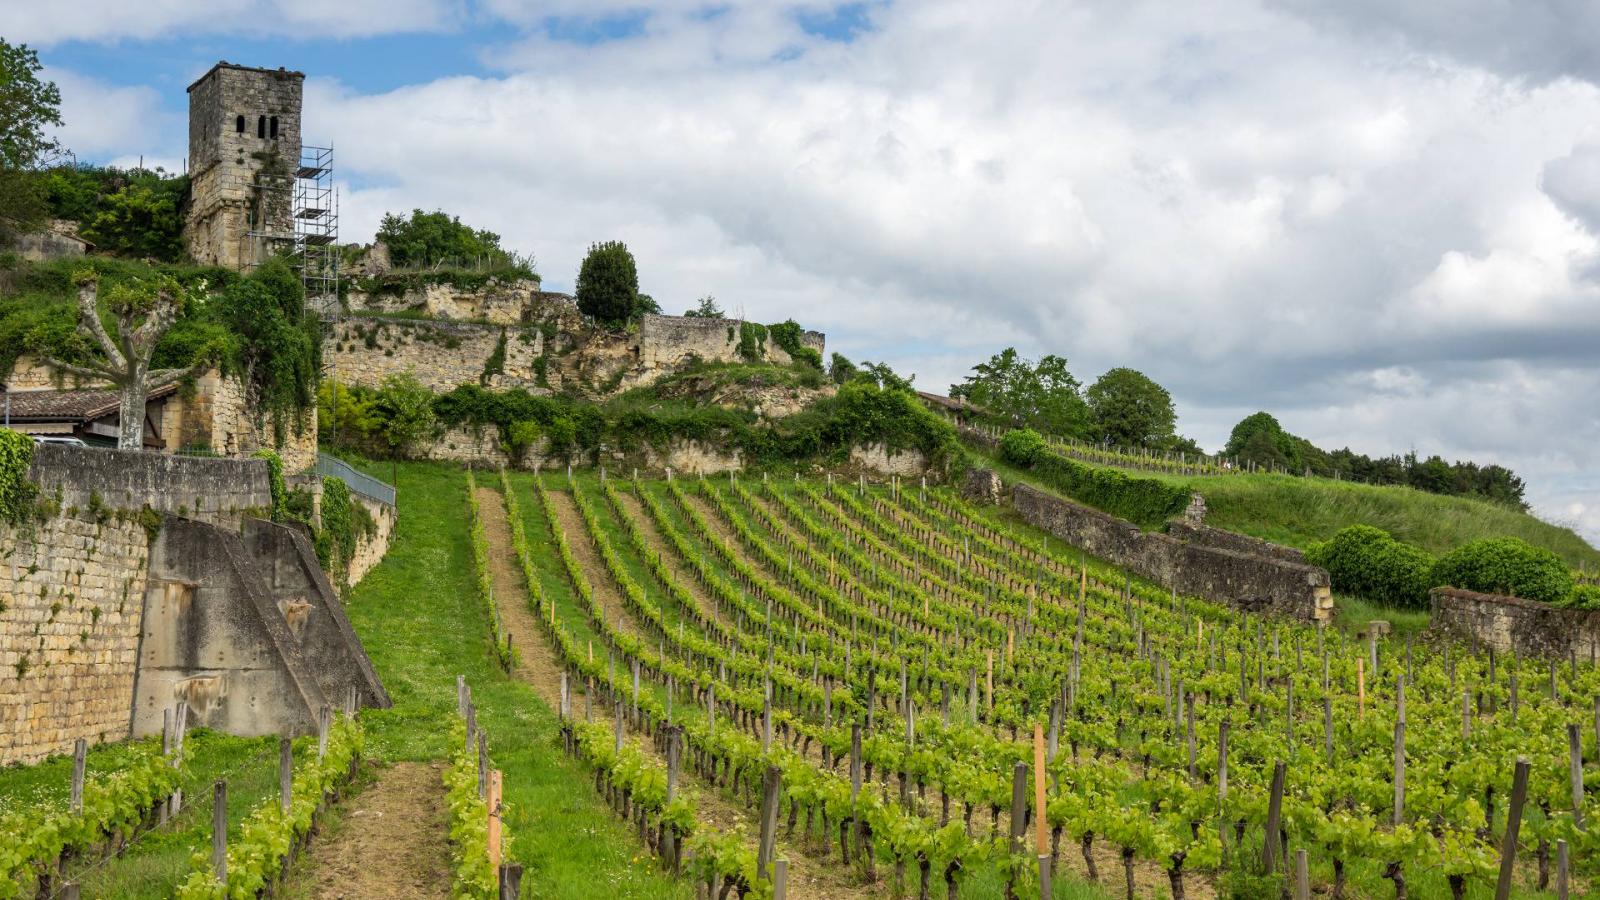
<box><xmin>461</xmin><ymin>468</ymin><xmax>1595</xmax><ymax>899</ymax></box>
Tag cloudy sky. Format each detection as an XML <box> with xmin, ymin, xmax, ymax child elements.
<box><xmin>7</xmin><ymin>0</ymin><xmax>1600</xmax><ymax>542</ymax></box>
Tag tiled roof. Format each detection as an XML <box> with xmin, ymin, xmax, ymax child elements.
<box><xmin>1</xmin><ymin>371</ymin><xmax>185</xmax><ymax>422</ymax></box>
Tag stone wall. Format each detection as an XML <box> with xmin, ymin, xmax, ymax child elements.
<box><xmin>345</xmin><ymin>495</ymin><xmax>395</xmax><ymax>587</ymax></box>
<box><xmin>848</xmin><ymin>443</ymin><xmax>929</xmax><ymax>477</ymax></box>
<box><xmin>638</xmin><ymin>316</ymin><xmax>825</xmax><ymax>369</ymax></box>
<box><xmin>1011</xmin><ymin>482</ymin><xmax>1333</xmax><ymax>623</ymax></box>
<box><xmin>1428</xmin><ymin>587</ymin><xmax>1600</xmax><ymax>661</ymax></box>
<box><xmin>344</xmin><ymin>280</ymin><xmax>576</xmax><ymax>328</ymax></box>
<box><xmin>159</xmin><ymin>369</ymin><xmax>317</xmax><ymax>473</ymax></box>
<box><xmin>324</xmin><ymin>317</ymin><xmax>552</xmax><ymax>394</ymax></box>
<box><xmin>283</xmin><ymin>474</ymin><xmax>395</xmax><ymax>587</ymax></box>
<box><xmin>0</xmin><ymin>512</ymin><xmax>150</xmax><ymax>764</ymax></box>
<box><xmin>1165</xmin><ymin>520</ymin><xmax>1308</xmax><ymax>565</ymax></box>
<box><xmin>11</xmin><ymin>222</ymin><xmax>88</xmax><ymax>263</ymax></box>
<box><xmin>30</xmin><ymin>444</ymin><xmax>273</xmax><ymax>529</ymax></box>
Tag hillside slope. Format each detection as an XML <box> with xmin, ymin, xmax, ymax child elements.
<box><xmin>1175</xmin><ymin>471</ymin><xmax>1600</xmax><ymax>569</ymax></box>
<box><xmin>967</xmin><ymin>443</ymin><xmax>1600</xmax><ymax>570</ymax></box>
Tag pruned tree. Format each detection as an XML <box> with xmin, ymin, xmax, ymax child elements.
<box><xmin>42</xmin><ymin>273</ymin><xmax>211</xmax><ymax>449</ymax></box>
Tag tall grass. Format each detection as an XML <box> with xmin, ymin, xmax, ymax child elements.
<box><xmin>1176</xmin><ymin>472</ymin><xmax>1600</xmax><ymax>568</ymax></box>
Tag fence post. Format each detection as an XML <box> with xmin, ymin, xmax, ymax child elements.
<box><xmin>212</xmin><ymin>780</ymin><xmax>228</xmax><ymax>884</ymax></box>
<box><xmin>757</xmin><ymin>766</ymin><xmax>782</xmax><ymax>880</ymax></box>
<box><xmin>70</xmin><ymin>738</ymin><xmax>86</xmax><ymax>814</ymax></box>
<box><xmin>1262</xmin><ymin>761</ymin><xmax>1286</xmax><ymax>874</ymax></box>
<box><xmin>498</xmin><ymin>862</ymin><xmax>523</xmax><ymax>900</ymax></box>
<box><xmin>279</xmin><ymin>736</ymin><xmax>293</xmax><ymax>815</ymax></box>
<box><xmin>773</xmin><ymin>857</ymin><xmax>788</xmax><ymax>900</ymax></box>
<box><xmin>1495</xmin><ymin>757</ymin><xmax>1531</xmax><ymax>900</ymax></box>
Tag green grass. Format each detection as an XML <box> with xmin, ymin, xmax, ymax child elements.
<box><xmin>340</xmin><ymin>461</ymin><xmax>691</xmax><ymax>899</ymax></box>
<box><xmin>1175</xmin><ymin>471</ymin><xmax>1600</xmax><ymax>568</ymax></box>
<box><xmin>966</xmin><ymin>445</ymin><xmax>1600</xmax><ymax>569</ymax></box>
<box><xmin>65</xmin><ymin>730</ymin><xmax>278</xmax><ymax>898</ymax></box>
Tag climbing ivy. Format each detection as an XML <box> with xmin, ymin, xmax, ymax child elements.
<box><xmin>253</xmin><ymin>449</ymin><xmax>286</xmax><ymax>522</ymax></box>
<box><xmin>0</xmin><ymin>428</ymin><xmax>37</xmax><ymax>526</ymax></box>
<box><xmin>313</xmin><ymin>476</ymin><xmax>376</xmax><ymax>570</ymax></box>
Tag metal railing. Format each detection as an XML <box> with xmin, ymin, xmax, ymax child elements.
<box><xmin>313</xmin><ymin>453</ymin><xmax>396</xmax><ymax>506</ymax></box>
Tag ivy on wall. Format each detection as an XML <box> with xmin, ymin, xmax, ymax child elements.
<box><xmin>0</xmin><ymin>428</ymin><xmax>38</xmax><ymax>526</ymax></box>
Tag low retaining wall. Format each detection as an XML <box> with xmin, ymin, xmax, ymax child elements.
<box><xmin>29</xmin><ymin>444</ymin><xmax>273</xmax><ymax>529</ymax></box>
<box><xmin>1429</xmin><ymin>587</ymin><xmax>1600</xmax><ymax>661</ymax></box>
<box><xmin>1166</xmin><ymin>521</ymin><xmax>1307</xmax><ymax>565</ymax></box>
<box><xmin>1011</xmin><ymin>482</ymin><xmax>1332</xmax><ymax>623</ymax></box>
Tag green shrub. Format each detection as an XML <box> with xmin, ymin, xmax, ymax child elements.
<box><xmin>253</xmin><ymin>449</ymin><xmax>286</xmax><ymax>522</ymax></box>
<box><xmin>1557</xmin><ymin>584</ymin><xmax>1600</xmax><ymax>610</ymax></box>
<box><xmin>0</xmin><ymin>427</ymin><xmax>37</xmax><ymax>525</ymax></box>
<box><xmin>1431</xmin><ymin>537</ymin><xmax>1573</xmax><ymax>604</ymax></box>
<box><xmin>575</xmin><ymin>240</ymin><xmax>643</xmax><ymax>326</ymax></box>
<box><xmin>1305</xmin><ymin>524</ymin><xmax>1434</xmax><ymax>608</ymax></box>
<box><xmin>1001</xmin><ymin>427</ymin><xmax>1188</xmax><ymax>529</ymax></box>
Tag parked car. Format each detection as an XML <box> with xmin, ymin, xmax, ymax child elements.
<box><xmin>31</xmin><ymin>435</ymin><xmax>89</xmax><ymax>448</ymax></box>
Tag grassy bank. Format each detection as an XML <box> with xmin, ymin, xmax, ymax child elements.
<box><xmin>966</xmin><ymin>445</ymin><xmax>1600</xmax><ymax>568</ymax></box>
<box><xmin>340</xmin><ymin>461</ymin><xmax>690</xmax><ymax>899</ymax></box>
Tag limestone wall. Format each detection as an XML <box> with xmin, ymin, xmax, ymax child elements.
<box><xmin>1010</xmin><ymin>481</ymin><xmax>1333</xmax><ymax>623</ymax></box>
<box><xmin>324</xmin><ymin>317</ymin><xmax>552</xmax><ymax>394</ymax></box>
<box><xmin>1428</xmin><ymin>587</ymin><xmax>1600</xmax><ymax>661</ymax></box>
<box><xmin>11</xmin><ymin>222</ymin><xmax>88</xmax><ymax>263</ymax></box>
<box><xmin>159</xmin><ymin>370</ymin><xmax>317</xmax><ymax>473</ymax></box>
<box><xmin>29</xmin><ymin>444</ymin><xmax>273</xmax><ymax>529</ymax></box>
<box><xmin>344</xmin><ymin>280</ymin><xmax>575</xmax><ymax>328</ymax></box>
<box><xmin>1165</xmin><ymin>520</ymin><xmax>1308</xmax><ymax>565</ymax></box>
<box><xmin>849</xmin><ymin>443</ymin><xmax>928</xmax><ymax>477</ymax></box>
<box><xmin>345</xmin><ymin>495</ymin><xmax>395</xmax><ymax>587</ymax></box>
<box><xmin>637</xmin><ymin>316</ymin><xmax>825</xmax><ymax>369</ymax></box>
<box><xmin>0</xmin><ymin>512</ymin><xmax>150</xmax><ymax>764</ymax></box>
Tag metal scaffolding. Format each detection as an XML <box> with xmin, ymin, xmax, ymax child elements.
<box><xmin>294</xmin><ymin>146</ymin><xmax>339</xmax><ymax>304</ymax></box>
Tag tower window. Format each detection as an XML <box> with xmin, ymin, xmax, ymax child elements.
<box><xmin>269</xmin><ymin>116</ymin><xmax>279</xmax><ymax>139</ymax></box>
<box><xmin>235</xmin><ymin>115</ymin><xmax>245</xmax><ymax>133</ymax></box>
<box><xmin>257</xmin><ymin>116</ymin><xmax>266</xmax><ymax>138</ymax></box>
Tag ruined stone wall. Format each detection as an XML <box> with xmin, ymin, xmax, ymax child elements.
<box><xmin>848</xmin><ymin>443</ymin><xmax>929</xmax><ymax>477</ymax></box>
<box><xmin>159</xmin><ymin>370</ymin><xmax>317</xmax><ymax>473</ymax></box>
<box><xmin>0</xmin><ymin>512</ymin><xmax>150</xmax><ymax>764</ymax></box>
<box><xmin>637</xmin><ymin>316</ymin><xmax>825</xmax><ymax>369</ymax></box>
<box><xmin>343</xmin><ymin>280</ymin><xmax>575</xmax><ymax>328</ymax></box>
<box><xmin>1011</xmin><ymin>482</ymin><xmax>1333</xmax><ymax>623</ymax></box>
<box><xmin>1428</xmin><ymin>587</ymin><xmax>1600</xmax><ymax>662</ymax></box>
<box><xmin>324</xmin><ymin>317</ymin><xmax>551</xmax><ymax>394</ymax></box>
<box><xmin>29</xmin><ymin>444</ymin><xmax>273</xmax><ymax>529</ymax></box>
<box><xmin>11</xmin><ymin>222</ymin><xmax>88</xmax><ymax>263</ymax></box>
<box><xmin>1165</xmin><ymin>521</ymin><xmax>1308</xmax><ymax>565</ymax></box>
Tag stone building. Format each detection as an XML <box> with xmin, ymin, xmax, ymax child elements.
<box><xmin>184</xmin><ymin>62</ymin><xmax>304</xmax><ymax>271</ymax></box>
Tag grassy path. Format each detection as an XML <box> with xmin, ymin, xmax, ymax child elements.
<box><xmin>283</xmin><ymin>762</ymin><xmax>452</xmax><ymax>900</ymax></box>
<box><xmin>341</xmin><ymin>462</ymin><xmax>689</xmax><ymax>899</ymax></box>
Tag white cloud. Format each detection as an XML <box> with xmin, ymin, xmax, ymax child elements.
<box><xmin>49</xmin><ymin>72</ymin><xmax>177</xmax><ymax>162</ymax></box>
<box><xmin>0</xmin><ymin>0</ymin><xmax>462</xmax><ymax>44</ymax></box>
<box><xmin>34</xmin><ymin>0</ymin><xmax>1600</xmax><ymax>543</ymax></box>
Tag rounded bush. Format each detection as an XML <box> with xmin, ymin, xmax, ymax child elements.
<box><xmin>999</xmin><ymin>428</ymin><xmax>1047</xmax><ymax>466</ymax></box>
<box><xmin>1305</xmin><ymin>524</ymin><xmax>1434</xmax><ymax>608</ymax></box>
<box><xmin>1430</xmin><ymin>537</ymin><xmax>1573</xmax><ymax>604</ymax></box>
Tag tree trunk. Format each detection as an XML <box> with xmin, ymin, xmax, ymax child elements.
<box><xmin>1449</xmin><ymin>874</ymin><xmax>1466</xmax><ymax>900</ymax></box>
<box><xmin>1122</xmin><ymin>847</ymin><xmax>1135</xmax><ymax>900</ymax></box>
<box><xmin>118</xmin><ymin>367</ymin><xmax>149</xmax><ymax>450</ymax></box>
<box><xmin>1081</xmin><ymin>832</ymin><xmax>1098</xmax><ymax>881</ymax></box>
<box><xmin>1333</xmin><ymin>858</ymin><xmax>1345</xmax><ymax>899</ymax></box>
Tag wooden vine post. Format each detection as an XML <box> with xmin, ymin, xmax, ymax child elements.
<box><xmin>1494</xmin><ymin>757</ymin><xmax>1531</xmax><ymax>900</ymax></box>
<box><xmin>1033</xmin><ymin>724</ymin><xmax>1051</xmax><ymax>899</ymax></box>
<box><xmin>488</xmin><ymin>769</ymin><xmax>504</xmax><ymax>871</ymax></box>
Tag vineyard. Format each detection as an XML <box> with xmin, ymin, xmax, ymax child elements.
<box><xmin>469</xmin><ymin>468</ymin><xmax>1598</xmax><ymax>899</ymax></box>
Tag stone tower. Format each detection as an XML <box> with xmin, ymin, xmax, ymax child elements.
<box><xmin>185</xmin><ymin>62</ymin><xmax>304</xmax><ymax>271</ymax></box>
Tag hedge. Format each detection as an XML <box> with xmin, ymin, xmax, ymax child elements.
<box><xmin>999</xmin><ymin>428</ymin><xmax>1189</xmax><ymax>529</ymax></box>
<box><xmin>1431</xmin><ymin>537</ymin><xmax>1573</xmax><ymax>605</ymax></box>
<box><xmin>1306</xmin><ymin>524</ymin><xmax>1435</xmax><ymax>608</ymax></box>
